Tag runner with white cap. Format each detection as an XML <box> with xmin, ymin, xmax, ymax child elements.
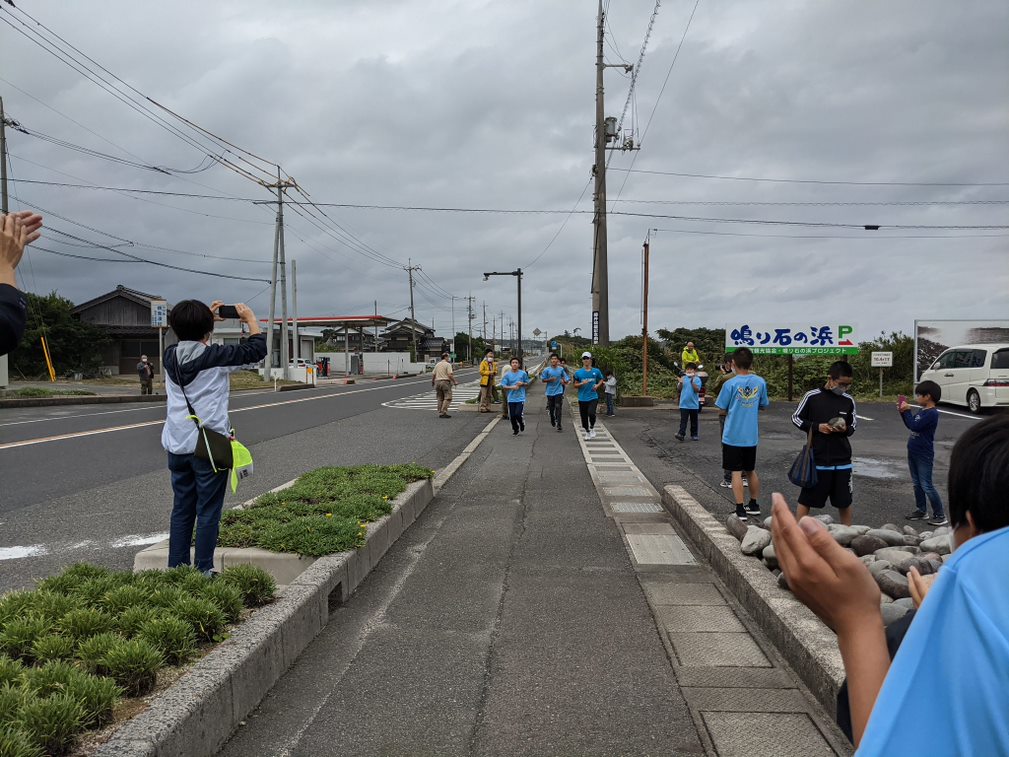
<box><xmin>572</xmin><ymin>351</ymin><xmax>605</xmax><ymax>439</ymax></box>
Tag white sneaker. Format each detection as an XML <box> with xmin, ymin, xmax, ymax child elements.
<box><xmin>583</xmin><ymin>431</ymin><xmax>591</xmax><ymax>440</ymax></box>
<box><xmin>589</xmin><ymin>429</ymin><xmax>597</xmax><ymax>439</ymax></box>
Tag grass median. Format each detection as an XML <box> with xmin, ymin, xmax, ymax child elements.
<box><xmin>218</xmin><ymin>464</ymin><xmax>435</xmax><ymax>558</ymax></box>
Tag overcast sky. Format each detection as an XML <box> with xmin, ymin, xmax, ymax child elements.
<box><xmin>3</xmin><ymin>0</ymin><xmax>1007</xmax><ymax>345</ymax></box>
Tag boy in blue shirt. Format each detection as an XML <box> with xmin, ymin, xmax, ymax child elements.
<box><xmin>540</xmin><ymin>353</ymin><xmax>568</xmax><ymax>432</ymax></box>
<box><xmin>899</xmin><ymin>380</ymin><xmax>947</xmax><ymax>526</ymax></box>
<box><xmin>675</xmin><ymin>363</ymin><xmax>702</xmax><ymax>442</ymax></box>
<box><xmin>714</xmin><ymin>348</ymin><xmax>769</xmax><ymax>521</ymax></box>
<box><xmin>573</xmin><ymin>351</ymin><xmax>606</xmax><ymax>440</ymax></box>
<box><xmin>500</xmin><ymin>357</ymin><xmax>531</xmax><ymax>435</ymax></box>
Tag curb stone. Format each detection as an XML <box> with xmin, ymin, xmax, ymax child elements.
<box><xmin>97</xmin><ymin>479</ymin><xmax>434</xmax><ymax>757</ymax></box>
<box><xmin>661</xmin><ymin>484</ymin><xmax>845</xmax><ymax>719</ymax></box>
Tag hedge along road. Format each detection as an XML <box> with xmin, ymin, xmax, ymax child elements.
<box><xmin>0</xmin><ymin>370</ymin><xmax>483</xmax><ymax>591</ymax></box>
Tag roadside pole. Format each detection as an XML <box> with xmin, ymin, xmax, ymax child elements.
<box><xmin>642</xmin><ymin>235</ymin><xmax>650</xmax><ymax>396</ymax></box>
<box><xmin>292</xmin><ymin>259</ymin><xmax>299</xmax><ymax>364</ymax></box>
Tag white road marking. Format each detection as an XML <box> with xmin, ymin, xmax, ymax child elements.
<box><xmin>0</xmin><ymin>532</ymin><xmax>172</xmax><ymax>563</ymax></box>
<box><xmin>381</xmin><ymin>381</ymin><xmax>482</xmax><ymax>411</ymax></box>
<box><xmin>856</xmin><ymin>414</ymin><xmax>875</xmax><ymax>421</ymax></box>
<box><xmin>907</xmin><ymin>404</ymin><xmax>983</xmax><ymax>421</ymax></box>
<box><xmin>0</xmin><ymin>545</ymin><xmax>47</xmax><ymax>560</ymax></box>
<box><xmin>109</xmin><ymin>532</ymin><xmax>170</xmax><ymax>548</ymax></box>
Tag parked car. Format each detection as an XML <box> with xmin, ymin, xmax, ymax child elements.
<box><xmin>918</xmin><ymin>343</ymin><xmax>1009</xmax><ymax>414</ymax></box>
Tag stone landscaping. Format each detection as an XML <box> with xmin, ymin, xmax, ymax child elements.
<box><xmin>726</xmin><ymin>513</ymin><xmax>952</xmax><ymax>626</ymax></box>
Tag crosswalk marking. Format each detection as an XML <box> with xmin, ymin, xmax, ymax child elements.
<box><xmin>381</xmin><ymin>381</ymin><xmax>483</xmax><ymax>411</ymax></box>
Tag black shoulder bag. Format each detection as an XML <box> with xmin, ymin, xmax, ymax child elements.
<box><xmin>174</xmin><ymin>363</ymin><xmax>233</xmax><ymax>472</ymax></box>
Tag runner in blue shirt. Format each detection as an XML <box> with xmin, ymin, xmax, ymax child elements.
<box><xmin>714</xmin><ymin>347</ymin><xmax>769</xmax><ymax>520</ymax></box>
<box><xmin>573</xmin><ymin>351</ymin><xmax>605</xmax><ymax>440</ymax></box>
<box><xmin>500</xmin><ymin>357</ymin><xmax>531</xmax><ymax>436</ymax></box>
<box><xmin>540</xmin><ymin>353</ymin><xmax>568</xmax><ymax>432</ymax></box>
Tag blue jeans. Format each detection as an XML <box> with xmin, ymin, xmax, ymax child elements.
<box><xmin>908</xmin><ymin>451</ymin><xmax>944</xmax><ymax>518</ymax></box>
<box><xmin>167</xmin><ymin>452</ymin><xmax>229</xmax><ymax>572</ymax></box>
<box><xmin>508</xmin><ymin>401</ymin><xmax>525</xmax><ymax>432</ymax></box>
<box><xmin>678</xmin><ymin>409</ymin><xmax>699</xmax><ymax>438</ymax></box>
<box><xmin>605</xmin><ymin>394</ymin><xmax>615</xmax><ymax>415</ymax></box>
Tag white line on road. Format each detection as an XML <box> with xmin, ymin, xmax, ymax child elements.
<box><xmin>856</xmin><ymin>415</ymin><xmax>875</xmax><ymax>421</ymax></box>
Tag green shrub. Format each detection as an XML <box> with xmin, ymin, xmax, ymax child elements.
<box><xmin>0</xmin><ymin>617</ymin><xmax>52</xmax><ymax>662</ymax></box>
<box><xmin>0</xmin><ymin>682</ymin><xmax>29</xmax><ymax>722</ymax></box>
<box><xmin>327</xmin><ymin>494</ymin><xmax>393</xmax><ymax>521</ymax></box>
<box><xmin>133</xmin><ymin>569</ymin><xmax>172</xmax><ymax>589</ymax></box>
<box><xmin>70</xmin><ymin>577</ymin><xmax>122</xmax><ymax>608</ymax></box>
<box><xmin>159</xmin><ymin>565</ymin><xmax>206</xmax><ymax>587</ymax></box>
<box><xmin>0</xmin><ymin>592</ymin><xmax>39</xmax><ymax>627</ymax></box>
<box><xmin>22</xmin><ymin>661</ymin><xmax>84</xmax><ymax>698</ymax></box>
<box><xmin>74</xmin><ymin>633</ymin><xmax>120</xmax><ymax>676</ymax></box>
<box><xmin>148</xmin><ymin>587</ymin><xmax>188</xmax><ymax>610</ymax></box>
<box><xmin>60</xmin><ymin>564</ymin><xmax>112</xmax><ymax>583</ymax></box>
<box><xmin>17</xmin><ymin>692</ymin><xmax>83</xmax><ymax>755</ymax></box>
<box><xmin>218</xmin><ymin>565</ymin><xmax>276</xmax><ymax>608</ymax></box>
<box><xmin>138</xmin><ymin>617</ymin><xmax>197</xmax><ymax>666</ymax></box>
<box><xmin>57</xmin><ymin>608</ymin><xmax>114</xmax><ymax>642</ymax></box>
<box><xmin>169</xmin><ymin>597</ymin><xmax>226</xmax><ymax>642</ymax></box>
<box><xmin>0</xmin><ymin>724</ymin><xmax>43</xmax><ymax>757</ymax></box>
<box><xmin>65</xmin><ymin>674</ymin><xmax>120</xmax><ymax>729</ymax></box>
<box><xmin>202</xmin><ymin>583</ymin><xmax>244</xmax><ymax>624</ymax></box>
<box><xmin>117</xmin><ymin>606</ymin><xmax>161</xmax><ymax>637</ymax></box>
<box><xmin>25</xmin><ymin>592</ymin><xmax>82</xmax><ymax>624</ymax></box>
<box><xmin>34</xmin><ymin>573</ymin><xmax>86</xmax><ymax>596</ymax></box>
<box><xmin>100</xmin><ymin>585</ymin><xmax>151</xmax><ymax>615</ymax></box>
<box><xmin>30</xmin><ymin>635</ymin><xmax>75</xmax><ymax>664</ymax></box>
<box><xmin>177</xmin><ymin>570</ymin><xmax>213</xmax><ymax>597</ymax></box>
<box><xmin>0</xmin><ymin>656</ymin><xmax>25</xmax><ymax>687</ymax></box>
<box><xmin>257</xmin><ymin>516</ymin><xmax>364</xmax><ymax>558</ymax></box>
<box><xmin>100</xmin><ymin>638</ymin><xmax>161</xmax><ymax>697</ymax></box>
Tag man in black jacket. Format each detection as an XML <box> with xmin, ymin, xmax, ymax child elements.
<box><xmin>0</xmin><ymin>211</ymin><xmax>43</xmax><ymax>356</ymax></box>
<box><xmin>791</xmin><ymin>361</ymin><xmax>858</xmax><ymax>525</ymax></box>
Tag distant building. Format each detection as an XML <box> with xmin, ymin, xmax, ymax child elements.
<box><xmin>381</xmin><ymin>318</ymin><xmax>448</xmax><ymax>359</ymax></box>
<box><xmin>71</xmin><ymin>285</ymin><xmax>174</xmax><ymax>375</ymax></box>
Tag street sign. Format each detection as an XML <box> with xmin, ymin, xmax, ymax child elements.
<box><xmin>550</xmin><ymin>340</ymin><xmax>559</xmax><ymax>350</ymax></box>
<box><xmin>871</xmin><ymin>351</ymin><xmax>893</xmax><ymax>368</ymax></box>
<box><xmin>532</xmin><ymin>328</ymin><xmax>541</xmax><ymax>337</ymax></box>
<box><xmin>150</xmin><ymin>300</ymin><xmax>168</xmax><ymax>328</ymax></box>
<box><xmin>725</xmin><ymin>323</ymin><xmax>859</xmax><ymax>355</ymax></box>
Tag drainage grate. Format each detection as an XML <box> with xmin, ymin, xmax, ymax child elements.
<box><xmin>610</xmin><ymin>502</ymin><xmax>664</xmax><ymax>513</ymax></box>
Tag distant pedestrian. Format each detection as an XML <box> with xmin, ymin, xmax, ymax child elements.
<box><xmin>900</xmin><ymin>380</ymin><xmax>947</xmax><ymax>525</ymax></box>
<box><xmin>791</xmin><ymin>361</ymin><xmax>858</xmax><ymax>526</ymax></box>
<box><xmin>675</xmin><ymin>363</ymin><xmax>702</xmax><ymax>441</ymax></box>
<box><xmin>137</xmin><ymin>355</ymin><xmax>155</xmax><ymax>395</ymax></box>
<box><xmin>715</xmin><ymin>347</ymin><xmax>769</xmax><ymax>521</ymax></box>
<box><xmin>541</xmin><ymin>353</ymin><xmax>569</xmax><ymax>432</ymax></box>
<box><xmin>431</xmin><ymin>352</ymin><xmax>458</xmax><ymax>418</ymax></box>
<box><xmin>500</xmin><ymin>357</ymin><xmax>530</xmax><ymax>435</ymax></box>
<box><xmin>573</xmin><ymin>351</ymin><xmax>605</xmax><ymax>440</ymax></box>
<box><xmin>478</xmin><ymin>349</ymin><xmax>497</xmax><ymax>413</ymax></box>
<box><xmin>604</xmin><ymin>370</ymin><xmax>617</xmax><ymax>416</ymax></box>
<box><xmin>681</xmin><ymin>341</ymin><xmax>701</xmax><ymax>371</ymax></box>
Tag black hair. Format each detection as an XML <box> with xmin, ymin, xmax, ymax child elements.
<box><xmin>732</xmin><ymin>347</ymin><xmax>753</xmax><ymax>370</ymax></box>
<box><xmin>441</xmin><ymin>353</ymin><xmax>450</xmax><ymax>360</ymax></box>
<box><xmin>168</xmin><ymin>300</ymin><xmax>214</xmax><ymax>342</ymax></box>
<box><xmin>915</xmin><ymin>379</ymin><xmax>941</xmax><ymax>403</ymax></box>
<box><xmin>685</xmin><ymin>362</ymin><xmax>698</xmax><ymax>371</ymax></box>
<box><xmin>510</xmin><ymin>356</ymin><xmax>523</xmax><ymax>368</ymax></box>
<box><xmin>605</xmin><ymin>370</ymin><xmax>613</xmax><ymax>376</ymax></box>
<box><xmin>947</xmin><ymin>415</ymin><xmax>1009</xmax><ymax>532</ymax></box>
<box><xmin>485</xmin><ymin>349</ymin><xmax>494</xmax><ymax>356</ymax></box>
<box><xmin>828</xmin><ymin>360</ymin><xmax>854</xmax><ymax>380</ymax></box>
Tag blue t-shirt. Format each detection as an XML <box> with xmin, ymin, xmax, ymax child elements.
<box><xmin>541</xmin><ymin>366</ymin><xmax>568</xmax><ymax>396</ymax></box>
<box><xmin>714</xmin><ymin>373</ymin><xmax>769</xmax><ymax>447</ymax></box>
<box><xmin>574</xmin><ymin>367</ymin><xmax>604</xmax><ymax>402</ymax></box>
<box><xmin>858</xmin><ymin>526</ymin><xmax>1009</xmax><ymax>755</ymax></box>
<box><xmin>679</xmin><ymin>374</ymin><xmax>701</xmax><ymax>410</ymax></box>
<box><xmin>901</xmin><ymin>407</ymin><xmax>939</xmax><ymax>458</ymax></box>
<box><xmin>500</xmin><ymin>369</ymin><xmax>530</xmax><ymax>403</ymax></box>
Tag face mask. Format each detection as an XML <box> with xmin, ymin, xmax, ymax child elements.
<box><xmin>686</xmin><ymin>372</ymin><xmax>695</xmax><ymax>378</ymax></box>
<box><xmin>831</xmin><ymin>385</ymin><xmax>848</xmax><ymax>396</ymax></box>
<box><xmin>948</xmin><ymin>532</ymin><xmax>957</xmax><ymax>555</ymax></box>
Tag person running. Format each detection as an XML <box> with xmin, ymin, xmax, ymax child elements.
<box><xmin>675</xmin><ymin>363</ymin><xmax>702</xmax><ymax>441</ymax></box>
<box><xmin>791</xmin><ymin>361</ymin><xmax>858</xmax><ymax>526</ymax></box>
<box><xmin>478</xmin><ymin>349</ymin><xmax>497</xmax><ymax>413</ymax></box>
<box><xmin>573</xmin><ymin>351</ymin><xmax>605</xmax><ymax>440</ymax></box>
<box><xmin>431</xmin><ymin>352</ymin><xmax>458</xmax><ymax>418</ymax></box>
<box><xmin>715</xmin><ymin>347</ymin><xmax>769</xmax><ymax>520</ymax></box>
<box><xmin>541</xmin><ymin>353</ymin><xmax>569</xmax><ymax>432</ymax></box>
<box><xmin>500</xmin><ymin>357</ymin><xmax>530</xmax><ymax>435</ymax></box>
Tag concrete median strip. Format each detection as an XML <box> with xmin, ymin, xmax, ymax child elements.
<box><xmin>103</xmin><ymin>417</ymin><xmax>499</xmax><ymax>757</ymax></box>
<box><xmin>661</xmin><ymin>484</ymin><xmax>846</xmax><ymax>718</ymax></box>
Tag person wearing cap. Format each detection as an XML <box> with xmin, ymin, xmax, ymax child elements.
<box><xmin>573</xmin><ymin>351</ymin><xmax>606</xmax><ymax>439</ymax></box>
<box><xmin>137</xmin><ymin>354</ymin><xmax>155</xmax><ymax>395</ymax></box>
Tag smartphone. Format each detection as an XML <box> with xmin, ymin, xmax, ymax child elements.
<box><xmin>217</xmin><ymin>304</ymin><xmax>240</xmax><ymax>319</ymax></box>
<box><xmin>897</xmin><ymin>394</ymin><xmax>907</xmax><ymax>406</ymax></box>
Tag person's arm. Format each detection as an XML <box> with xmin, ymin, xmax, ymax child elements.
<box><xmin>792</xmin><ymin>391</ymin><xmax>824</xmax><ymax>431</ymax></box>
<box><xmin>771</xmin><ymin>496</ymin><xmax>890</xmax><ymax>746</ymax></box>
<box><xmin>845</xmin><ymin>397</ymin><xmax>858</xmax><ymax>436</ymax></box>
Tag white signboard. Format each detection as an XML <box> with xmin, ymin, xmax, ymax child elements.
<box><xmin>725</xmin><ymin>323</ymin><xmax>859</xmax><ymax>355</ymax></box>
<box><xmin>151</xmin><ymin>300</ymin><xmax>168</xmax><ymax>328</ymax></box>
<box><xmin>871</xmin><ymin>351</ymin><xmax>893</xmax><ymax>368</ymax></box>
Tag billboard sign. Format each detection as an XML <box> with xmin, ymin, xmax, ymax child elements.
<box><xmin>914</xmin><ymin>319</ymin><xmax>1009</xmax><ymax>379</ymax></box>
<box><xmin>871</xmin><ymin>351</ymin><xmax>893</xmax><ymax>368</ymax></box>
<box><xmin>150</xmin><ymin>300</ymin><xmax>168</xmax><ymax>328</ymax></box>
<box><xmin>725</xmin><ymin>324</ymin><xmax>858</xmax><ymax>355</ymax></box>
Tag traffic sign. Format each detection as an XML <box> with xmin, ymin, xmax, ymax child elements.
<box><xmin>150</xmin><ymin>300</ymin><xmax>168</xmax><ymax>328</ymax></box>
<box><xmin>871</xmin><ymin>351</ymin><xmax>893</xmax><ymax>368</ymax></box>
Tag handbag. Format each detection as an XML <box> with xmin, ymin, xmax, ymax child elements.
<box><xmin>174</xmin><ymin>363</ymin><xmax>234</xmax><ymax>472</ymax></box>
<box><xmin>787</xmin><ymin>426</ymin><xmax>819</xmax><ymax>488</ymax></box>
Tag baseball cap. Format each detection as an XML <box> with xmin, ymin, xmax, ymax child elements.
<box><xmin>581</xmin><ymin>351</ymin><xmax>592</xmax><ymax>359</ymax></box>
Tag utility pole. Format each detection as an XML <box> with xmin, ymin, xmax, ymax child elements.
<box><xmin>642</xmin><ymin>233</ymin><xmax>651</xmax><ymax>396</ymax></box>
<box><xmin>263</xmin><ymin>170</ymin><xmax>296</xmax><ymax>382</ymax></box>
<box><xmin>291</xmin><ymin>259</ymin><xmax>299</xmax><ymax>364</ymax></box>
<box><xmin>405</xmin><ymin>259</ymin><xmax>421</xmax><ymax>362</ymax></box>
<box><xmin>450</xmin><ymin>296</ymin><xmax>456</xmax><ymax>359</ymax></box>
<box><xmin>0</xmin><ymin>98</ymin><xmax>9</xmax><ymax>388</ymax></box>
<box><xmin>466</xmin><ymin>294</ymin><xmax>475</xmax><ymax>363</ymax></box>
<box><xmin>374</xmin><ymin>300</ymin><xmax>379</xmax><ymax>353</ymax></box>
<box><xmin>591</xmin><ymin>0</ymin><xmax>610</xmax><ymax>347</ymax></box>
<box><xmin>482</xmin><ymin>302</ymin><xmax>487</xmax><ymax>341</ymax></box>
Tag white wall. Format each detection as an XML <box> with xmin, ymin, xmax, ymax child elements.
<box><xmin>315</xmin><ymin>351</ymin><xmax>427</xmax><ymax>375</ymax></box>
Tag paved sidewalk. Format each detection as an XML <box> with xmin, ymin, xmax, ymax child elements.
<box><xmin>220</xmin><ymin>387</ymin><xmax>849</xmax><ymax>756</ymax></box>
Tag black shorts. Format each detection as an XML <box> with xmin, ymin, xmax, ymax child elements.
<box><xmin>798</xmin><ymin>468</ymin><xmax>853</xmax><ymax>509</ymax></box>
<box><xmin>722</xmin><ymin>444</ymin><xmax>756</xmax><ymax>473</ymax></box>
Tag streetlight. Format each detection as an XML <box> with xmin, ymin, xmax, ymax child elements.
<box><xmin>483</xmin><ymin>268</ymin><xmax>523</xmax><ymax>361</ymax></box>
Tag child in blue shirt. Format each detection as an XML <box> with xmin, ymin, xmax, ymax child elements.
<box><xmin>899</xmin><ymin>380</ymin><xmax>946</xmax><ymax>526</ymax></box>
<box><xmin>540</xmin><ymin>353</ymin><xmax>568</xmax><ymax>432</ymax></box>
<box><xmin>500</xmin><ymin>357</ymin><xmax>531</xmax><ymax>435</ymax></box>
<box><xmin>573</xmin><ymin>351</ymin><xmax>605</xmax><ymax>439</ymax></box>
<box><xmin>675</xmin><ymin>363</ymin><xmax>702</xmax><ymax>442</ymax></box>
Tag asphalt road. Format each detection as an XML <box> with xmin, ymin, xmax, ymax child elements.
<box><xmin>0</xmin><ymin>370</ymin><xmax>485</xmax><ymax>592</ymax></box>
<box><xmin>606</xmin><ymin>400</ymin><xmax>987</xmax><ymax>529</ymax></box>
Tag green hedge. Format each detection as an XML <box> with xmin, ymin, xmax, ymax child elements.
<box><xmin>218</xmin><ymin>464</ymin><xmax>435</xmax><ymax>557</ymax></box>
<box><xmin>0</xmin><ymin>563</ymin><xmax>276</xmax><ymax>755</ymax></box>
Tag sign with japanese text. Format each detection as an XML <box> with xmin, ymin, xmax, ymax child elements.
<box><xmin>871</xmin><ymin>351</ymin><xmax>893</xmax><ymax>368</ymax></box>
<box><xmin>150</xmin><ymin>300</ymin><xmax>168</xmax><ymax>328</ymax></box>
<box><xmin>725</xmin><ymin>324</ymin><xmax>859</xmax><ymax>355</ymax></box>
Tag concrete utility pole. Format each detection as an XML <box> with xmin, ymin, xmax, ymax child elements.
<box><xmin>642</xmin><ymin>234</ymin><xmax>650</xmax><ymax>396</ymax></box>
<box><xmin>373</xmin><ymin>300</ymin><xmax>379</xmax><ymax>352</ymax></box>
<box><xmin>291</xmin><ymin>259</ymin><xmax>299</xmax><ymax>363</ymax></box>
<box><xmin>591</xmin><ymin>0</ymin><xmax>610</xmax><ymax>347</ymax></box>
<box><xmin>466</xmin><ymin>294</ymin><xmax>475</xmax><ymax>363</ymax></box>
<box><xmin>263</xmin><ymin>170</ymin><xmax>296</xmax><ymax>381</ymax></box>
<box><xmin>482</xmin><ymin>302</ymin><xmax>487</xmax><ymax>341</ymax></box>
<box><xmin>405</xmin><ymin>259</ymin><xmax>421</xmax><ymax>361</ymax></box>
<box><xmin>0</xmin><ymin>98</ymin><xmax>9</xmax><ymax>388</ymax></box>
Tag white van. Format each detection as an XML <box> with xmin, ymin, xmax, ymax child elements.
<box><xmin>919</xmin><ymin>343</ymin><xmax>1009</xmax><ymax>414</ymax></box>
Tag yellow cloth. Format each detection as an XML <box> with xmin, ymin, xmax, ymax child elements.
<box><xmin>480</xmin><ymin>359</ymin><xmax>496</xmax><ymax>386</ymax></box>
<box><xmin>229</xmin><ymin>439</ymin><xmax>254</xmax><ymax>493</ymax></box>
<box><xmin>681</xmin><ymin>348</ymin><xmax>701</xmax><ymax>368</ymax></box>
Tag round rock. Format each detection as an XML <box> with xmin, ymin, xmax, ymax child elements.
<box><xmin>777</xmin><ymin>571</ymin><xmax>790</xmax><ymax>591</ymax></box>
<box><xmin>868</xmin><ymin>560</ymin><xmax>893</xmax><ymax>578</ymax></box>
<box><xmin>762</xmin><ymin>543</ymin><xmax>778</xmax><ymax>570</ymax></box>
<box><xmin>741</xmin><ymin>526</ymin><xmax>772</xmax><ymax>556</ymax></box>
<box><xmin>882</xmin><ymin>522</ymin><xmax>900</xmax><ymax>533</ymax></box>
<box><xmin>829</xmin><ymin>525</ymin><xmax>860</xmax><ymax>546</ymax></box>
<box><xmin>920</xmin><ymin>535</ymin><xmax>951</xmax><ymax>555</ymax></box>
<box><xmin>875</xmin><ymin>569</ymin><xmax>911</xmax><ymax>599</ymax></box>
<box><xmin>880</xmin><ymin>593</ymin><xmax>894</xmax><ymax>605</ymax></box>
<box><xmin>866</xmin><ymin>529</ymin><xmax>908</xmax><ymax>547</ymax></box>
<box><xmin>874</xmin><ymin>547</ymin><xmax>918</xmax><ymax>568</ymax></box>
<box><xmin>851</xmin><ymin>525</ymin><xmax>871</xmax><ymax>535</ymax></box>
<box><xmin>932</xmin><ymin>525</ymin><xmax>951</xmax><ymax>537</ymax></box>
<box><xmin>902</xmin><ymin>525</ymin><xmax>918</xmax><ymax>537</ymax></box>
<box><xmin>725</xmin><ymin>515</ymin><xmax>748</xmax><ymax>542</ymax></box>
<box><xmin>881</xmin><ymin>601</ymin><xmax>913</xmax><ymax>625</ymax></box>
<box><xmin>858</xmin><ymin>554</ymin><xmax>877</xmax><ymax>567</ymax></box>
<box><xmin>851</xmin><ymin>534</ymin><xmax>889</xmax><ymax>557</ymax></box>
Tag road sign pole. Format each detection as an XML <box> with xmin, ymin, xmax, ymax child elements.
<box><xmin>880</xmin><ymin>367</ymin><xmax>884</xmax><ymax>398</ymax></box>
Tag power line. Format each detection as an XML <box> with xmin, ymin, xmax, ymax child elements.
<box><xmin>613</xmin><ymin>0</ymin><xmax>662</xmax><ymax>138</ymax></box>
<box><xmin>13</xmin><ymin>177</ymin><xmax>250</xmax><ymax>200</ymax></box>
<box><xmin>617</xmin><ymin>198</ymin><xmax>1009</xmax><ymax>207</ymax></box>
<box><xmin>649</xmin><ymin>227</ymin><xmax>1009</xmax><ymax>240</ymax></box>
<box><xmin>611</xmin><ymin>166</ymin><xmax>1009</xmax><ymax>188</ymax></box>
<box><xmin>524</xmin><ymin>178</ymin><xmax>592</xmax><ymax>269</ymax></box>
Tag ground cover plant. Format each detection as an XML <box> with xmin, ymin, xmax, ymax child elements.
<box><xmin>0</xmin><ymin>563</ymin><xmax>276</xmax><ymax>756</ymax></box>
<box><xmin>218</xmin><ymin>464</ymin><xmax>435</xmax><ymax>557</ymax></box>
